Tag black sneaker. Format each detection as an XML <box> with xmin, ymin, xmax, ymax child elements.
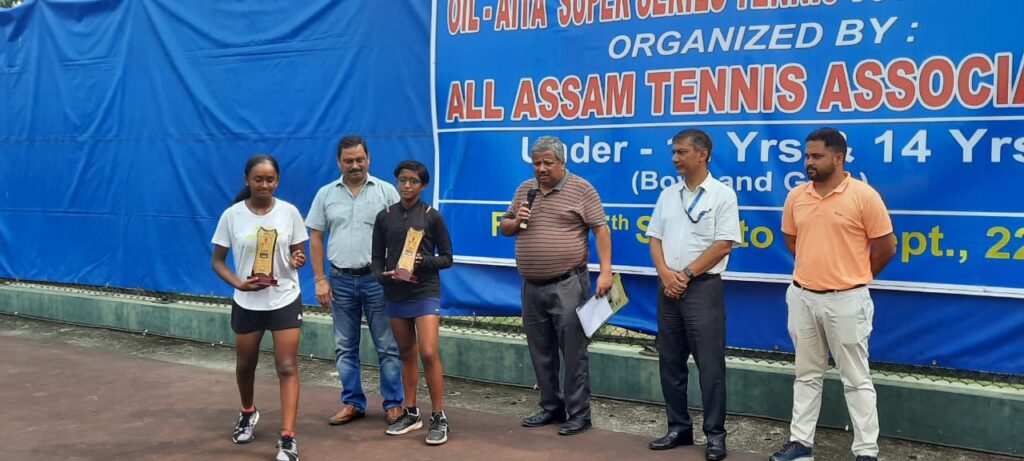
<box><xmin>425</xmin><ymin>412</ymin><xmax>449</xmax><ymax>445</ymax></box>
<box><xmin>385</xmin><ymin>408</ymin><xmax>423</xmax><ymax>435</ymax></box>
<box><xmin>231</xmin><ymin>409</ymin><xmax>259</xmax><ymax>444</ymax></box>
<box><xmin>275</xmin><ymin>435</ymin><xmax>298</xmax><ymax>461</ymax></box>
<box><xmin>769</xmin><ymin>440</ymin><xmax>813</xmax><ymax>461</ymax></box>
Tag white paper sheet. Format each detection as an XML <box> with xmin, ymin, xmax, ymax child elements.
<box><xmin>576</xmin><ymin>295</ymin><xmax>613</xmax><ymax>338</ymax></box>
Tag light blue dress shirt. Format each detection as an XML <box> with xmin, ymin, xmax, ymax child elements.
<box><xmin>306</xmin><ymin>174</ymin><xmax>399</xmax><ymax>268</ymax></box>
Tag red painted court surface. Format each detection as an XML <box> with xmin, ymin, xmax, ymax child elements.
<box><xmin>0</xmin><ymin>334</ymin><xmax>763</xmax><ymax>460</ymax></box>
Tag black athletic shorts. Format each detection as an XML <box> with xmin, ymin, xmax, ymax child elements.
<box><xmin>230</xmin><ymin>295</ymin><xmax>303</xmax><ymax>334</ymax></box>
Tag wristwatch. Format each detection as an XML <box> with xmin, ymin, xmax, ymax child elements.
<box><xmin>682</xmin><ymin>267</ymin><xmax>695</xmax><ymax>280</ymax></box>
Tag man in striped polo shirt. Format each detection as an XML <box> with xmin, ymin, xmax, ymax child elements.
<box><xmin>500</xmin><ymin>135</ymin><xmax>613</xmax><ymax>436</ymax></box>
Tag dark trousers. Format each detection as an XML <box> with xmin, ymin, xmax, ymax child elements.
<box><xmin>657</xmin><ymin>274</ymin><xmax>727</xmax><ymax>440</ymax></box>
<box><xmin>521</xmin><ymin>270</ymin><xmax>591</xmax><ymax>420</ymax></box>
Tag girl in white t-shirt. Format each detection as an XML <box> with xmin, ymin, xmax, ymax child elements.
<box><xmin>211</xmin><ymin>154</ymin><xmax>308</xmax><ymax>461</ymax></box>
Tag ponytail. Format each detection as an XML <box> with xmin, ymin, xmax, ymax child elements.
<box><xmin>233</xmin><ymin>185</ymin><xmax>252</xmax><ymax>204</ymax></box>
<box><xmin>234</xmin><ymin>153</ymin><xmax>280</xmax><ymax>204</ymax></box>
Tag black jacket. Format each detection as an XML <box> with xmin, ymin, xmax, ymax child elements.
<box><xmin>371</xmin><ymin>199</ymin><xmax>453</xmax><ymax>302</ymax></box>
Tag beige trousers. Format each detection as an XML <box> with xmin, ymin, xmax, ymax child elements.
<box><xmin>786</xmin><ymin>284</ymin><xmax>879</xmax><ymax>457</ymax></box>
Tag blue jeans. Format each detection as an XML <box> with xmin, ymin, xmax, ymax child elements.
<box><xmin>330</xmin><ymin>269</ymin><xmax>403</xmax><ymax>411</ymax></box>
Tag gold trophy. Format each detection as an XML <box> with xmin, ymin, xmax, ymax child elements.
<box><xmin>392</xmin><ymin>227</ymin><xmax>424</xmax><ymax>283</ymax></box>
<box><xmin>251</xmin><ymin>227</ymin><xmax>279</xmax><ymax>286</ymax></box>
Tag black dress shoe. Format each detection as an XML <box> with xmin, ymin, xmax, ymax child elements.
<box><xmin>557</xmin><ymin>417</ymin><xmax>592</xmax><ymax>435</ymax></box>
<box><xmin>705</xmin><ymin>438</ymin><xmax>727</xmax><ymax>461</ymax></box>
<box><xmin>648</xmin><ymin>431</ymin><xmax>695</xmax><ymax>450</ymax></box>
<box><xmin>521</xmin><ymin>409</ymin><xmax>566</xmax><ymax>427</ymax></box>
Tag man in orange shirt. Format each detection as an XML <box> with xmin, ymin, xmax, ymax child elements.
<box><xmin>770</xmin><ymin>128</ymin><xmax>896</xmax><ymax>461</ymax></box>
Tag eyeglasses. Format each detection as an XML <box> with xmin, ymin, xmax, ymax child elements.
<box><xmin>397</xmin><ymin>178</ymin><xmax>422</xmax><ymax>185</ymax></box>
<box><xmin>680</xmin><ymin>188</ymin><xmax>711</xmax><ymax>224</ymax></box>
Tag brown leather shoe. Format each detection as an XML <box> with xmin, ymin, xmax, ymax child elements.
<box><xmin>328</xmin><ymin>404</ymin><xmax>365</xmax><ymax>425</ymax></box>
<box><xmin>385</xmin><ymin>406</ymin><xmax>403</xmax><ymax>425</ymax></box>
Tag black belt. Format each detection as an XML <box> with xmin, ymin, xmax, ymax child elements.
<box><xmin>792</xmin><ymin>280</ymin><xmax>865</xmax><ymax>294</ymax></box>
<box><xmin>332</xmin><ymin>264</ymin><xmax>371</xmax><ymax>276</ymax></box>
<box><xmin>689</xmin><ymin>272</ymin><xmax>720</xmax><ymax>283</ymax></box>
<box><xmin>530</xmin><ymin>266</ymin><xmax>588</xmax><ymax>286</ymax></box>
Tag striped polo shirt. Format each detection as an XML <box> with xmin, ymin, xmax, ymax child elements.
<box><xmin>504</xmin><ymin>172</ymin><xmax>607</xmax><ymax>281</ymax></box>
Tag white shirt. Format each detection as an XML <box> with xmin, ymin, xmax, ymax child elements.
<box><xmin>646</xmin><ymin>173</ymin><xmax>742</xmax><ymax>274</ymax></box>
<box><xmin>212</xmin><ymin>199</ymin><xmax>310</xmax><ymax>311</ymax></box>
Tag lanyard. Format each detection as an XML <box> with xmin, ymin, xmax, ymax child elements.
<box><xmin>680</xmin><ymin>187</ymin><xmax>710</xmax><ymax>224</ymax></box>
<box><xmin>685</xmin><ymin>188</ymin><xmax>705</xmax><ymax>215</ymax></box>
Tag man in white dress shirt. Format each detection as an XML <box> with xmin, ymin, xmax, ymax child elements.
<box><xmin>646</xmin><ymin>129</ymin><xmax>741</xmax><ymax>461</ymax></box>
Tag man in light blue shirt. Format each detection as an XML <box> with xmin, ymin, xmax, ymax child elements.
<box><xmin>307</xmin><ymin>135</ymin><xmax>404</xmax><ymax>426</ymax></box>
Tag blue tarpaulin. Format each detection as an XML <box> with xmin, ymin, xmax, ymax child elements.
<box><xmin>2</xmin><ymin>0</ymin><xmax>1022</xmax><ymax>374</ymax></box>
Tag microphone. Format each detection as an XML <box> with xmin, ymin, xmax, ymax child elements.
<box><xmin>519</xmin><ymin>188</ymin><xmax>538</xmax><ymax>230</ymax></box>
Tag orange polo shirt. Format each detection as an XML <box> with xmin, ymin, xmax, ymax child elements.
<box><xmin>782</xmin><ymin>173</ymin><xmax>893</xmax><ymax>290</ymax></box>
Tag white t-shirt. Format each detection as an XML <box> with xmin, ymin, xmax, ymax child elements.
<box><xmin>212</xmin><ymin>199</ymin><xmax>309</xmax><ymax>311</ymax></box>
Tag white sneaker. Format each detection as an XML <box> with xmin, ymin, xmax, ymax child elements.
<box><xmin>276</xmin><ymin>435</ymin><xmax>298</xmax><ymax>461</ymax></box>
<box><xmin>231</xmin><ymin>409</ymin><xmax>259</xmax><ymax>444</ymax></box>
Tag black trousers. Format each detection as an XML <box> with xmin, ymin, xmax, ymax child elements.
<box><xmin>521</xmin><ymin>270</ymin><xmax>591</xmax><ymax>420</ymax></box>
<box><xmin>657</xmin><ymin>274</ymin><xmax>727</xmax><ymax>440</ymax></box>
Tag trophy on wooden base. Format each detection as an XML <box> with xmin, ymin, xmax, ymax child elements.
<box><xmin>392</xmin><ymin>227</ymin><xmax>424</xmax><ymax>283</ymax></box>
<box><xmin>251</xmin><ymin>227</ymin><xmax>279</xmax><ymax>286</ymax></box>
